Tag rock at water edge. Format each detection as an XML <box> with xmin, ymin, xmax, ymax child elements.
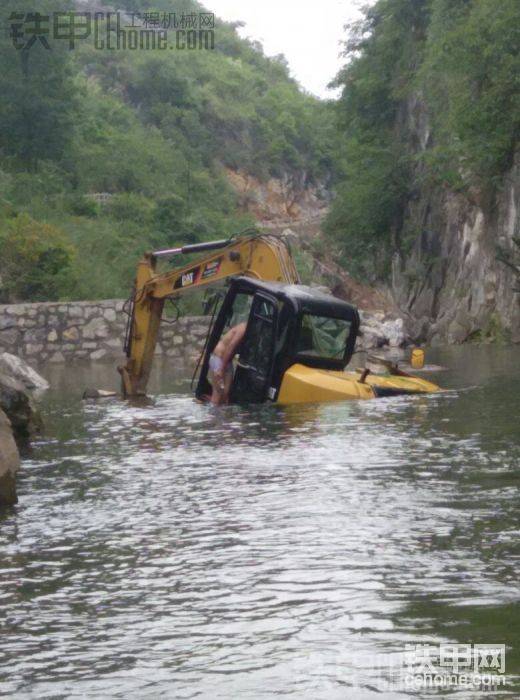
<box><xmin>0</xmin><ymin>409</ymin><xmax>19</xmax><ymax>506</ymax></box>
<box><xmin>0</xmin><ymin>353</ymin><xmax>49</xmax><ymax>395</ymax></box>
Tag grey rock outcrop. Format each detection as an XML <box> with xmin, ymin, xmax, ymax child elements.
<box><xmin>357</xmin><ymin>312</ymin><xmax>407</xmax><ymax>351</ymax></box>
<box><xmin>391</xmin><ymin>96</ymin><xmax>520</xmax><ymax>344</ymax></box>
<box><xmin>0</xmin><ymin>408</ymin><xmax>19</xmax><ymax>506</ymax></box>
<box><xmin>0</xmin><ymin>357</ymin><xmax>47</xmax><ymax>505</ymax></box>
<box><xmin>0</xmin><ymin>352</ymin><xmax>49</xmax><ymax>394</ymax></box>
<box><xmin>0</xmin><ymin>372</ymin><xmax>42</xmax><ymax>444</ymax></box>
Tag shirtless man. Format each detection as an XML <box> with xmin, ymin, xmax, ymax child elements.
<box><xmin>208</xmin><ymin>322</ymin><xmax>247</xmax><ymax>405</ymax></box>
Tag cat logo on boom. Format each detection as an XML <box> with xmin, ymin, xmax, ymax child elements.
<box><xmin>182</xmin><ymin>272</ymin><xmax>195</xmax><ymax>287</ymax></box>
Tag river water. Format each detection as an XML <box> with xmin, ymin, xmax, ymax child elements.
<box><xmin>0</xmin><ymin>346</ymin><xmax>519</xmax><ymax>699</ymax></box>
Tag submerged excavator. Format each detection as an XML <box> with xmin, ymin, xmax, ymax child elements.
<box><xmin>118</xmin><ymin>231</ymin><xmax>441</xmax><ymax>403</ymax></box>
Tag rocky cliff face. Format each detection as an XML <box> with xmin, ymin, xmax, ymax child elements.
<box><xmin>225</xmin><ymin>168</ymin><xmax>329</xmax><ymax>224</ymax></box>
<box><xmin>392</xmin><ymin>97</ymin><xmax>520</xmax><ymax>344</ymax></box>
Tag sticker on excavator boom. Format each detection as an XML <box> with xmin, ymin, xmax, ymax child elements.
<box><xmin>202</xmin><ymin>257</ymin><xmax>222</xmax><ymax>279</ymax></box>
<box><xmin>173</xmin><ymin>257</ymin><xmax>223</xmax><ymax>289</ymax></box>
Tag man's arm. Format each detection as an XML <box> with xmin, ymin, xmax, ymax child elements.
<box><xmin>220</xmin><ymin>323</ymin><xmax>247</xmax><ymax>368</ymax></box>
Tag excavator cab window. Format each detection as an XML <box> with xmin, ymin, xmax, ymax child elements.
<box><xmin>296</xmin><ymin>314</ymin><xmax>352</xmax><ymax>362</ymax></box>
<box><xmin>227</xmin><ymin>292</ymin><xmax>253</xmax><ymax>328</ymax></box>
<box><xmin>229</xmin><ymin>293</ymin><xmax>278</xmax><ymax>404</ymax></box>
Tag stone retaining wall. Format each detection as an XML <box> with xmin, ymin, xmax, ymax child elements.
<box><xmin>0</xmin><ymin>300</ymin><xmax>211</xmax><ymax>365</ymax></box>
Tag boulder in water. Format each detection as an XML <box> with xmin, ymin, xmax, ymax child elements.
<box><xmin>0</xmin><ymin>355</ymin><xmax>47</xmax><ymax>506</ymax></box>
<box><xmin>0</xmin><ymin>353</ymin><xmax>49</xmax><ymax>395</ymax></box>
<box><xmin>0</xmin><ymin>372</ymin><xmax>42</xmax><ymax>445</ymax></box>
<box><xmin>0</xmin><ymin>408</ymin><xmax>20</xmax><ymax>506</ymax></box>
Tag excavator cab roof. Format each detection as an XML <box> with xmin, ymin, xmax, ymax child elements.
<box><xmin>228</xmin><ymin>277</ymin><xmax>357</xmax><ymax>317</ymax></box>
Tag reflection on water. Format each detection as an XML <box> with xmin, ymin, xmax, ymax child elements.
<box><xmin>0</xmin><ymin>346</ymin><xmax>519</xmax><ymax>698</ymax></box>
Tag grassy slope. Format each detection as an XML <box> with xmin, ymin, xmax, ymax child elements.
<box><xmin>0</xmin><ymin>0</ymin><xmax>337</xmax><ymax>303</ymax></box>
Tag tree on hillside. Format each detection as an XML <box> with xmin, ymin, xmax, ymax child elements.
<box><xmin>0</xmin><ymin>0</ymin><xmax>78</xmax><ymax>170</ymax></box>
<box><xmin>325</xmin><ymin>0</ymin><xmax>429</xmax><ymax>278</ymax></box>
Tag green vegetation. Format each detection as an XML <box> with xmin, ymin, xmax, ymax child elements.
<box><xmin>3</xmin><ymin>0</ymin><xmax>516</xmax><ymax>301</ymax></box>
<box><xmin>468</xmin><ymin>313</ymin><xmax>511</xmax><ymax>345</ymax></box>
<box><xmin>0</xmin><ymin>0</ymin><xmax>334</xmax><ymax>302</ymax></box>
<box><xmin>0</xmin><ymin>214</ymin><xmax>76</xmax><ymax>301</ymax></box>
<box><xmin>325</xmin><ymin>0</ymin><xmax>520</xmax><ymax>279</ymax></box>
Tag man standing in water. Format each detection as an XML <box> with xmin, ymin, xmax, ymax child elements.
<box><xmin>208</xmin><ymin>322</ymin><xmax>247</xmax><ymax>405</ymax></box>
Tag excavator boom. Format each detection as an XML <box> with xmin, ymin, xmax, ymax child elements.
<box><xmin>119</xmin><ymin>233</ymin><xmax>299</xmax><ymax>397</ymax></box>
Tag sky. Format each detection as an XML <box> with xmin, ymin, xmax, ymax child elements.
<box><xmin>208</xmin><ymin>0</ymin><xmax>366</xmax><ymax>99</ymax></box>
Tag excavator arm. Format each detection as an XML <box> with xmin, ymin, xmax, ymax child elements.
<box><xmin>118</xmin><ymin>233</ymin><xmax>299</xmax><ymax>397</ymax></box>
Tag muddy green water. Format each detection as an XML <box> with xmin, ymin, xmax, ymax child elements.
<box><xmin>0</xmin><ymin>346</ymin><xmax>519</xmax><ymax>699</ymax></box>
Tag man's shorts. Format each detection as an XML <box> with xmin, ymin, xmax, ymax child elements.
<box><xmin>209</xmin><ymin>354</ymin><xmax>233</xmax><ymax>376</ymax></box>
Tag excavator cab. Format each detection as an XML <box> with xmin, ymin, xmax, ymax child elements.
<box><xmin>195</xmin><ymin>277</ymin><xmax>360</xmax><ymax>404</ymax></box>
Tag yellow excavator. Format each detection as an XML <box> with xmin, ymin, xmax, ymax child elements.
<box><xmin>118</xmin><ymin>231</ymin><xmax>440</xmax><ymax>403</ymax></box>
